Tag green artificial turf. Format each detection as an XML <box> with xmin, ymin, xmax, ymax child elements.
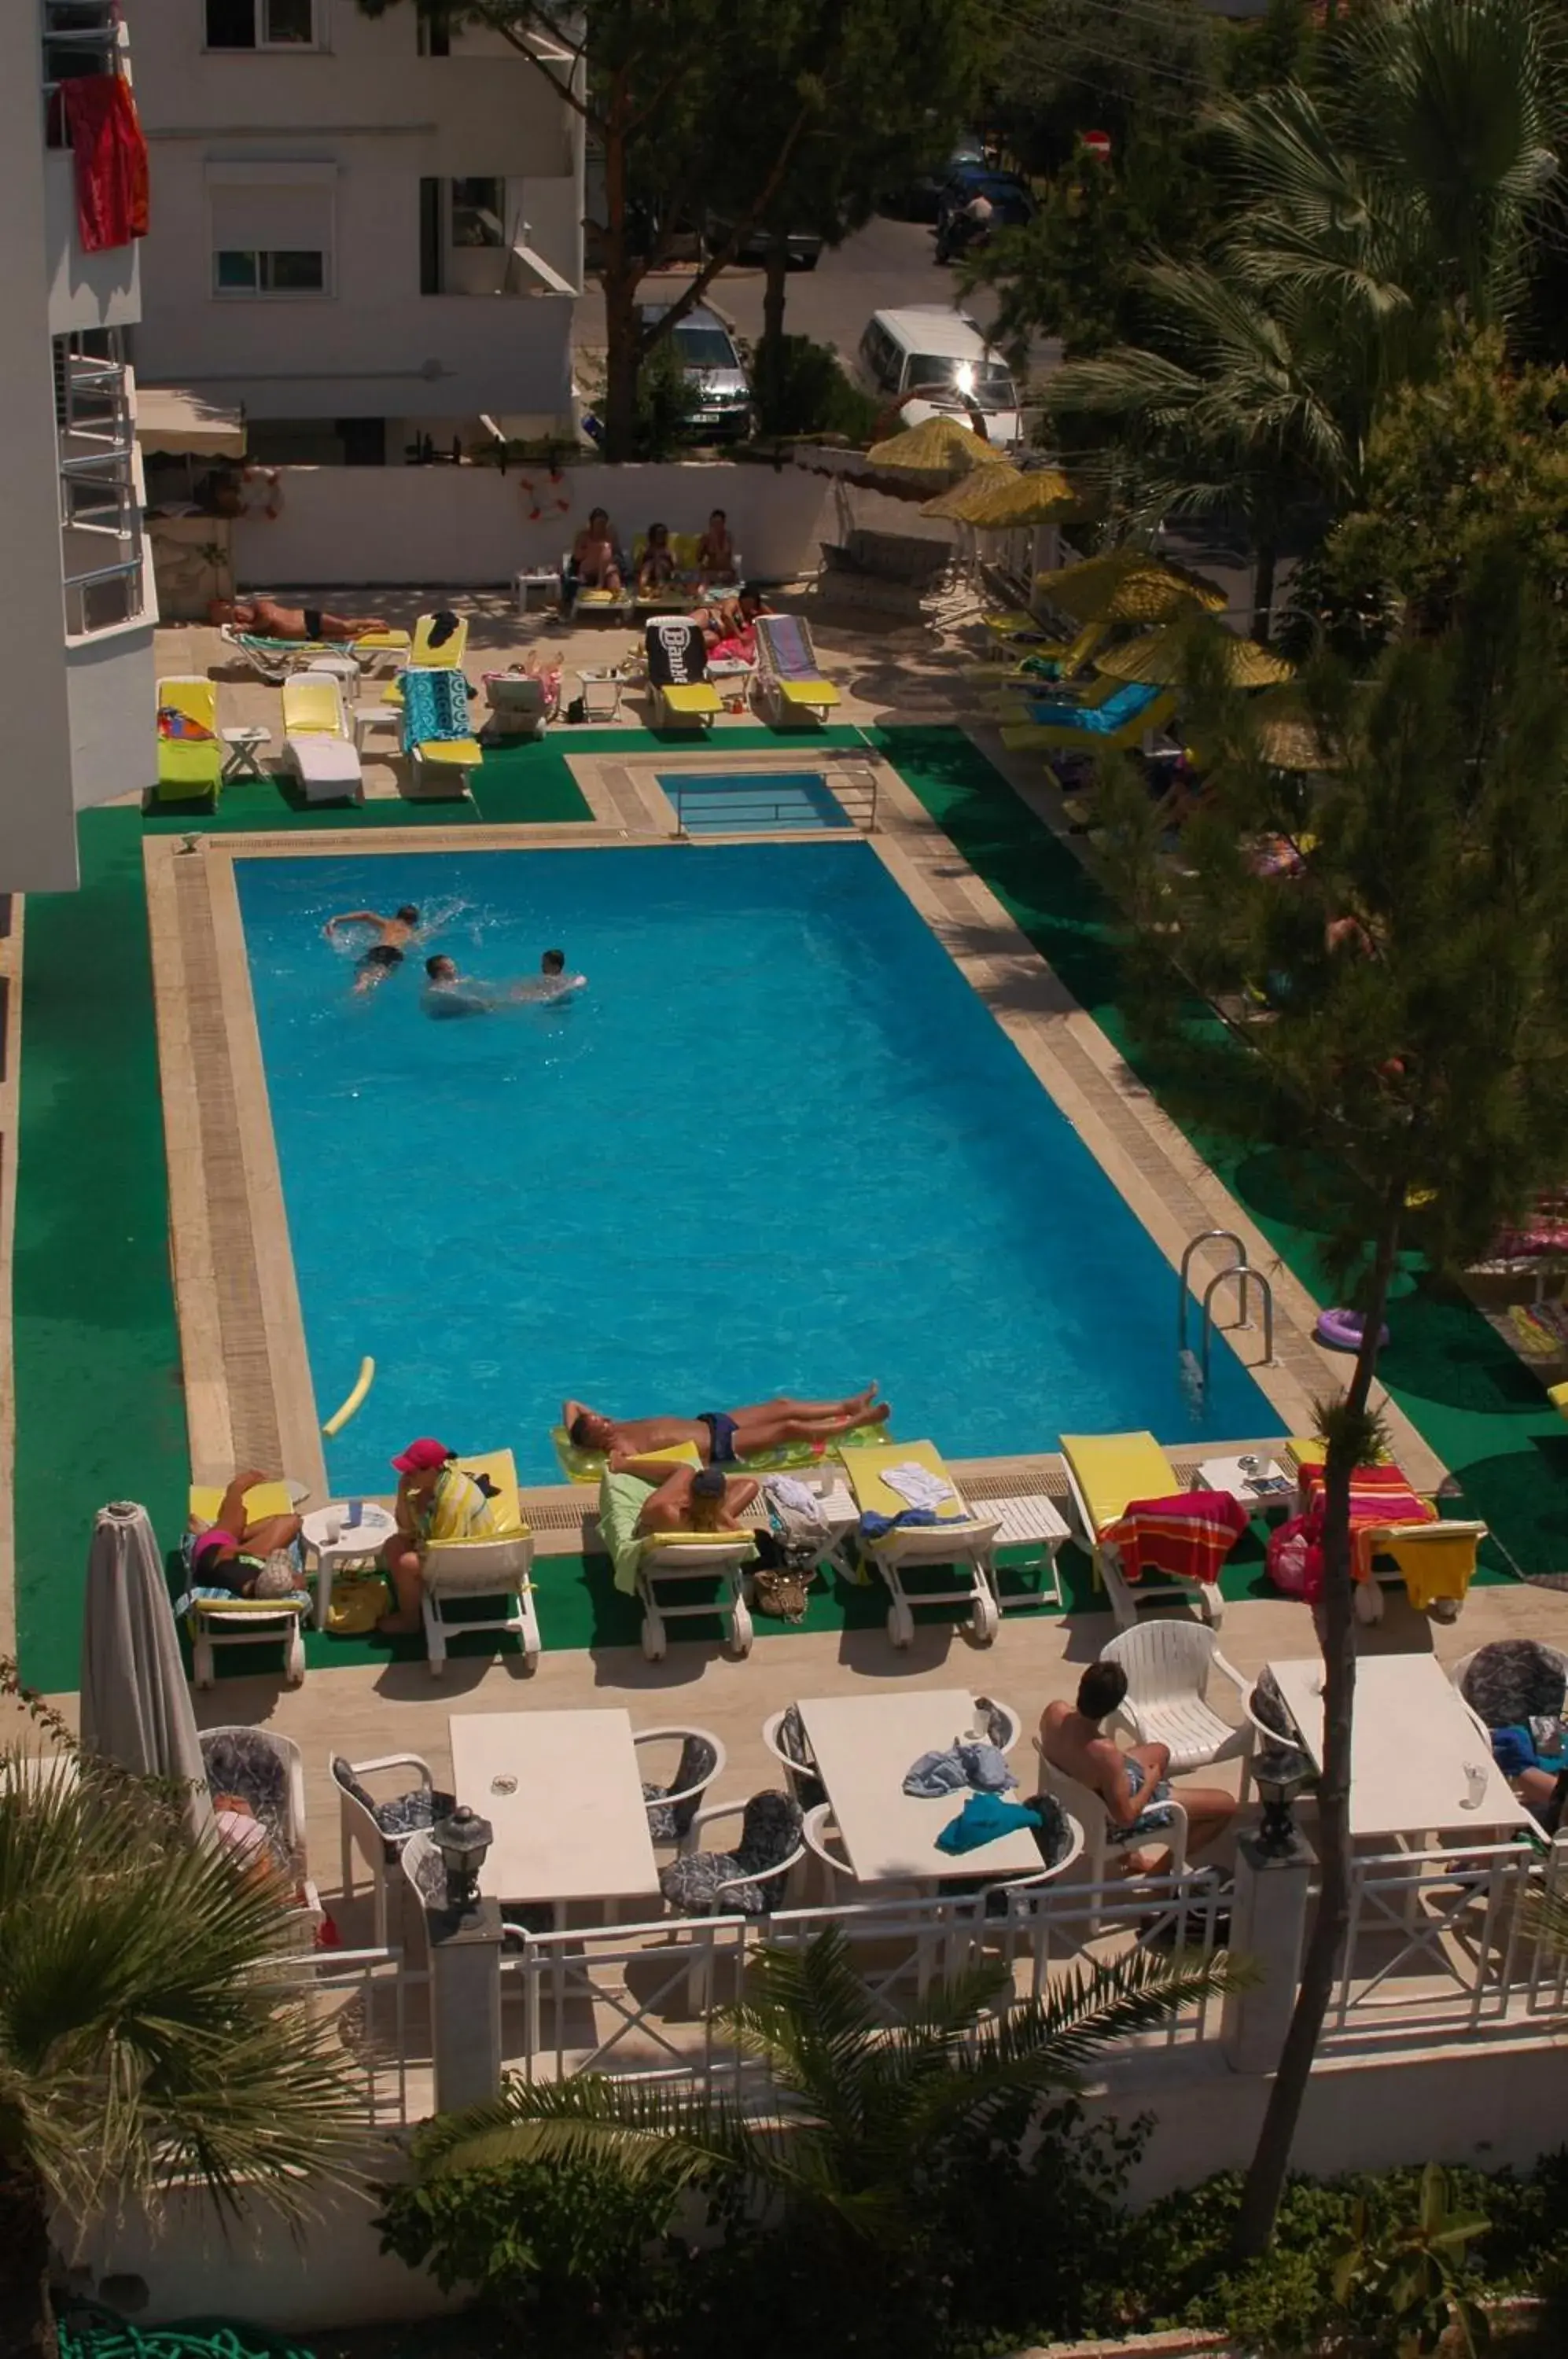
<box><xmin>13</xmin><ymin>722</ymin><xmax>1551</xmax><ymax>1692</ymax></box>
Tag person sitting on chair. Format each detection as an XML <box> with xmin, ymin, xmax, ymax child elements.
<box><xmin>377</xmin><ymin>1438</ymin><xmax>497</xmax><ymax>1635</ymax></box>
<box><xmin>637</xmin><ymin>521</ymin><xmax>678</xmax><ymax>594</ymax></box>
<box><xmin>1038</xmin><ymin>1662</ymin><xmax>1235</xmax><ymax>1871</ymax></box>
<box><xmin>190</xmin><ymin>1468</ymin><xmax>304</xmax><ymax>1599</ymax></box>
<box><xmin>569</xmin><ymin>507</ymin><xmax>623</xmax><ymax>597</ymax></box>
<box><xmin>695</xmin><ymin>508</ymin><xmax>738</xmax><ymax>584</ymax></box>
<box><xmin>633</xmin><ymin>1462</ymin><xmax>758</xmax><ymax>1536</ymax></box>
<box><xmin>565</xmin><ymin>1386</ymin><xmax>887</xmax><ymax>1467</ymax></box>
<box><xmin>208</xmin><ymin>597</ymin><xmax>390</xmax><ymax>643</ymax></box>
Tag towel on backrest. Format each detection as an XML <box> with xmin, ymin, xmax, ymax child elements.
<box><xmin>1295</xmin><ymin>1462</ymin><xmax>1437</xmax><ymax>1581</ymax></box>
<box><xmin>763</xmin><ymin>614</ymin><xmax>817</xmax><ymax>679</ymax></box>
<box><xmin>596</xmin><ymin>1470</ymin><xmax>755</xmax><ymax>1596</ymax></box>
<box><xmin>1102</xmin><ymin>1489</ymin><xmax>1250</xmax><ymax>1588</ymax></box>
<box><xmin>1025</xmin><ymin>681</ymin><xmax>1162</xmax><ymax>733</ymax></box>
<box><xmin>401</xmin><ymin>667</ymin><xmax>471</xmax><ymax>754</ymax></box>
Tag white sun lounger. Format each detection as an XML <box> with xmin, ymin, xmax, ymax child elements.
<box><xmin>1058</xmin><ymin>1431</ymin><xmax>1224</xmax><ymax>1631</ymax></box>
<box><xmin>827</xmin><ymin>1440</ymin><xmax>1001</xmax><ymax>1647</ymax></box>
<box><xmin>279</xmin><ymin>670</ymin><xmax>364</xmax><ymax>803</ymax></box>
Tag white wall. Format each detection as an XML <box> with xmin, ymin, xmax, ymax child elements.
<box><xmin>65</xmin><ymin>624</ymin><xmax>157</xmax><ymax>806</ymax></box>
<box><xmin>44</xmin><ymin>152</ymin><xmax>142</xmax><ymax>339</ymax></box>
<box><xmin>0</xmin><ymin>5</ymin><xmax>79</xmax><ymax>889</ymax></box>
<box><xmin>233</xmin><ymin>460</ymin><xmax>850</xmax><ymax>586</ymax></box>
<box><xmin>134</xmin><ymin>2</ymin><xmax>580</xmax><ymax>425</ymax></box>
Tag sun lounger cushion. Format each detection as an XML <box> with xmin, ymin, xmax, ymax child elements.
<box><xmin>288</xmin><ymin>735</ymin><xmax>361</xmax><ymax>789</ymax></box>
<box><xmin>778</xmin><ymin>677</ymin><xmax>841</xmax><ymax>708</ymax></box>
<box><xmin>455</xmin><ymin>1448</ymin><xmax>528</xmax><ymax>1536</ymax></box>
<box><xmin>597</xmin><ymin>1470</ymin><xmax>756</xmax><ymax>1595</ymax></box>
<box><xmin>837</xmin><ymin>1439</ymin><xmax>971</xmax><ymax>1528</ymax></box>
<box><xmin>661</xmin><ymin>683</ymin><xmax>723</xmax><ymax>714</ymax></box>
<box><xmin>1060</xmin><ymin>1433</ymin><xmax>1178</xmax><ymax>1535</ymax></box>
<box><xmin>189</xmin><ymin>1480</ymin><xmax>295</xmax><ymax>1528</ymax></box>
<box><xmin>416</xmin><ymin>737</ymin><xmax>484</xmax><ymax>768</ymax></box>
<box><xmin>552</xmin><ymin>1421</ymin><xmax>889</xmax><ymax>1485</ymax></box>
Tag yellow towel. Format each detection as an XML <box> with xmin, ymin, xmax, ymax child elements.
<box><xmin>1380</xmin><ymin>1528</ymin><xmax>1478</xmax><ymax>1610</ymax></box>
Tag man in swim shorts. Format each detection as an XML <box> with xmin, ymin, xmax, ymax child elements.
<box><xmin>1038</xmin><ymin>1662</ymin><xmax>1235</xmax><ymax>1871</ymax></box>
<box><xmin>511</xmin><ymin>948</ymin><xmax>587</xmax><ymax>1003</ymax></box>
<box><xmin>563</xmin><ymin>1386</ymin><xmax>888</xmax><ymax>1466</ymax></box>
<box><xmin>208</xmin><ymin>596</ymin><xmax>391</xmax><ymax>643</ymax></box>
<box><xmin>190</xmin><ymin>1467</ymin><xmax>305</xmax><ymax>1600</ymax></box>
<box><xmin>324</xmin><ymin>904</ymin><xmax>421</xmax><ymax>991</ymax></box>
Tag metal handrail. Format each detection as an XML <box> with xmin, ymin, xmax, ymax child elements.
<box><xmin>1200</xmin><ymin>1265</ymin><xmax>1274</xmax><ymax>1383</ymax></box>
<box><xmin>1177</xmin><ymin>1229</ymin><xmax>1249</xmax><ymax>1354</ymax></box>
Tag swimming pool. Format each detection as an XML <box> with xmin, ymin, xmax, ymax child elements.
<box><xmin>235</xmin><ymin>841</ymin><xmax>1275</xmax><ymax>1490</ymax></box>
<box><xmin>659</xmin><ymin>770</ymin><xmax>850</xmax><ymax>834</ymax></box>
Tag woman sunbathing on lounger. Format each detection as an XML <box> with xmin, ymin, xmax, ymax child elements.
<box><xmin>634</xmin><ymin>1463</ymin><xmax>758</xmax><ymax>1536</ymax></box>
<box><xmin>190</xmin><ymin>1467</ymin><xmax>304</xmax><ymax>1599</ymax></box>
<box><xmin>565</xmin><ymin>1386</ymin><xmax>888</xmax><ymax>1466</ymax></box>
<box><xmin>209</xmin><ymin>597</ymin><xmax>391</xmax><ymax>643</ymax></box>
<box><xmin>691</xmin><ymin>588</ymin><xmax>768</xmax><ymax>652</ymax></box>
<box><xmin>695</xmin><ymin>508</ymin><xmax>737</xmax><ymax>584</ymax></box>
<box><xmin>637</xmin><ymin>521</ymin><xmax>678</xmax><ymax>592</ymax></box>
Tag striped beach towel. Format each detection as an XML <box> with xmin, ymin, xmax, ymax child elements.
<box><xmin>1102</xmin><ymin>1489</ymin><xmax>1250</xmax><ymax>1588</ymax></box>
<box><xmin>1296</xmin><ymin>1461</ymin><xmax>1437</xmax><ymax>1580</ymax></box>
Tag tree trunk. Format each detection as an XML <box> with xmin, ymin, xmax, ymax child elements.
<box><xmin>597</xmin><ymin>79</ymin><xmax>641</xmax><ymax>463</ymax></box>
<box><xmin>1251</xmin><ymin>539</ymin><xmax>1279</xmax><ymax>646</ymax></box>
<box><xmin>758</xmin><ymin>242</ymin><xmax>790</xmax><ymax>429</ymax></box>
<box><xmin>0</xmin><ymin>2160</ymin><xmax>57</xmax><ymax>2359</ymax></box>
<box><xmin>1231</xmin><ymin>1206</ymin><xmax>1402</xmax><ymax>2261</ymax></box>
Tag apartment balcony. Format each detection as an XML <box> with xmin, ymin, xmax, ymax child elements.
<box><xmin>44</xmin><ymin>149</ymin><xmax>142</xmax><ymax>339</ymax></box>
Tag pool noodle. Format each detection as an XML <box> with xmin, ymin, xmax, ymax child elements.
<box><xmin>322</xmin><ymin>1356</ymin><xmax>375</xmax><ymax>1436</ymax></box>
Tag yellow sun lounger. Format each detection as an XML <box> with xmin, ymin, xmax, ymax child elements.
<box><xmin>1058</xmin><ymin>1430</ymin><xmax>1223</xmax><ymax>1631</ymax></box>
<box><xmin>154</xmin><ymin>675</ymin><xmax>223</xmax><ymax>808</ymax></box>
<box><xmin>421</xmin><ymin>1447</ymin><xmax>539</xmax><ymax>1675</ymax></box>
<box><xmin>598</xmin><ymin>1469</ymin><xmax>756</xmax><ymax>1661</ymax></box>
<box><xmin>829</xmin><ymin>1439</ymin><xmax>1001</xmax><ymax>1648</ymax></box>
<box><xmin>754</xmin><ymin>613</ymin><xmax>841</xmax><ymax>726</ymax></box>
<box><xmin>185</xmin><ymin>1477</ymin><xmax>311</xmax><ymax>1687</ymax></box>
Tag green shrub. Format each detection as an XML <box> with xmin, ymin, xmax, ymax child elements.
<box><xmin>753</xmin><ymin>333</ymin><xmax>881</xmax><ymax>442</ymax></box>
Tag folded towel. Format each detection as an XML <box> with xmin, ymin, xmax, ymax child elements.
<box><xmin>937</xmin><ymin>1793</ymin><xmax>1042</xmax><ymax>1856</ymax></box>
<box><xmin>765</xmin><ymin>1475</ymin><xmax>822</xmax><ymax>1518</ymax></box>
<box><xmin>904</xmin><ymin>1740</ymin><xmax>1018</xmax><ymax>1799</ymax></box>
<box><xmin>882</xmin><ymin>1462</ymin><xmax>955</xmax><ymax>1514</ymax></box>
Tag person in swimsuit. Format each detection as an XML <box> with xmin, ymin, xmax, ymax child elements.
<box><xmin>190</xmin><ymin>1467</ymin><xmax>304</xmax><ymax>1599</ymax></box>
<box><xmin>208</xmin><ymin>597</ymin><xmax>391</xmax><ymax>643</ymax></box>
<box><xmin>1039</xmin><ymin>1662</ymin><xmax>1235</xmax><ymax>1871</ymax></box>
<box><xmin>569</xmin><ymin>507</ymin><xmax>623</xmax><ymax>595</ymax></box>
<box><xmin>325</xmin><ymin>904</ymin><xmax>421</xmax><ymax>992</ymax></box>
<box><xmin>512</xmin><ymin>948</ymin><xmax>587</xmax><ymax>1003</ymax></box>
<box><xmin>637</xmin><ymin>521</ymin><xmax>678</xmax><ymax>594</ymax></box>
<box><xmin>634</xmin><ymin>1462</ymin><xmax>758</xmax><ymax>1537</ymax></box>
<box><xmin>563</xmin><ymin>1386</ymin><xmax>888</xmax><ymax>1465</ymax></box>
<box><xmin>377</xmin><ymin>1437</ymin><xmax>497</xmax><ymax>1634</ymax></box>
<box><xmin>695</xmin><ymin>508</ymin><xmax>737</xmax><ymax>584</ymax></box>
<box><xmin>691</xmin><ymin>587</ymin><xmax>769</xmax><ymax>652</ymax></box>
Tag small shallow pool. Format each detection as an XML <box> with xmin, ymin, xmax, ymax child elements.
<box><xmin>236</xmin><ymin>841</ymin><xmax>1274</xmax><ymax>1489</ymax></box>
<box><xmin>659</xmin><ymin>769</ymin><xmax>851</xmax><ymax>834</ymax></box>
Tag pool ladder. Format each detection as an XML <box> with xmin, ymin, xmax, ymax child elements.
<box><xmin>1178</xmin><ymin>1229</ymin><xmax>1275</xmax><ymax>1388</ymax></box>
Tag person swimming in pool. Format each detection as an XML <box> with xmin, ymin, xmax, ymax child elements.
<box><xmin>325</xmin><ymin>904</ymin><xmax>421</xmax><ymax>992</ymax></box>
<box><xmin>423</xmin><ymin>948</ymin><xmax>587</xmax><ymax>1018</ymax></box>
<box><xmin>511</xmin><ymin>948</ymin><xmax>587</xmax><ymax>1003</ymax></box>
<box><xmin>564</xmin><ymin>1386</ymin><xmax>888</xmax><ymax>1467</ymax></box>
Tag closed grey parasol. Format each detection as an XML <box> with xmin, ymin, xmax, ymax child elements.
<box><xmin>80</xmin><ymin>1500</ymin><xmax>212</xmax><ymax>1839</ymax></box>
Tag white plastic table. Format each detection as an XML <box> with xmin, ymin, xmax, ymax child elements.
<box><xmin>300</xmin><ymin>1500</ymin><xmax>397</xmax><ymax>1630</ymax></box>
<box><xmin>1267</xmin><ymin>1654</ymin><xmax>1533</xmax><ymax>1841</ymax></box>
<box><xmin>797</xmin><ymin>1688</ymin><xmax>1039</xmax><ymax>1886</ymax></box>
<box><xmin>1196</xmin><ymin>1456</ymin><xmax>1292</xmax><ymax>1508</ymax></box>
<box><xmin>576</xmin><ymin>667</ymin><xmax>628</xmax><ymax>722</ymax></box>
<box><xmin>513</xmin><ymin>568</ymin><xmax>562</xmax><ymax>614</ymax></box>
<box><xmin>221</xmin><ymin>723</ymin><xmax>271</xmax><ymax>780</ymax></box>
<box><xmin>449</xmin><ymin>1709</ymin><xmax>661</xmax><ymax>1916</ymax></box>
<box><xmin>352</xmin><ymin>700</ymin><xmax>401</xmax><ymax>755</ymax></box>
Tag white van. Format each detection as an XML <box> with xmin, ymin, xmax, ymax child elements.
<box><xmin>855</xmin><ymin>307</ymin><xmax>1023</xmax><ymax>450</ymax></box>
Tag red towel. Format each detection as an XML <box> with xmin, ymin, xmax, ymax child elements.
<box><xmin>1102</xmin><ymin>1489</ymin><xmax>1250</xmax><ymax>1588</ymax></box>
<box><xmin>1296</xmin><ymin>1461</ymin><xmax>1437</xmax><ymax>1580</ymax></box>
<box><xmin>61</xmin><ymin>74</ymin><xmax>149</xmax><ymax>254</ymax></box>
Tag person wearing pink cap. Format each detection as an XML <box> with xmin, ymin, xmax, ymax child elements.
<box><xmin>378</xmin><ymin>1438</ymin><xmax>496</xmax><ymax>1635</ymax></box>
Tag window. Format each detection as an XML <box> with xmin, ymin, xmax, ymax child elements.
<box><xmin>904</xmin><ymin>354</ymin><xmax>1016</xmax><ymax>409</ymax></box>
<box><xmin>672</xmin><ymin>323</ymin><xmax>740</xmax><ymax>370</ymax></box>
<box><xmin>205</xmin><ymin>0</ymin><xmax>316</xmax><ymax>50</ymax></box>
<box><xmin>417</xmin><ymin>6</ymin><xmax>451</xmax><ymax>53</ymax></box>
<box><xmin>215</xmin><ymin>248</ymin><xmax>326</xmax><ymax>293</ymax></box>
<box><xmin>449</xmin><ymin>178</ymin><xmax>505</xmax><ymax>248</ymax></box>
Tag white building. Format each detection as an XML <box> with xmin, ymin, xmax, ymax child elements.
<box><xmin>132</xmin><ymin>2</ymin><xmax>583</xmax><ymax>466</ymax></box>
<box><xmin>1</xmin><ymin>0</ymin><xmax>156</xmax><ymax>889</ymax></box>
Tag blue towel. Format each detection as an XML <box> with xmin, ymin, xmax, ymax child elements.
<box><xmin>936</xmin><ymin>1793</ymin><xmax>1042</xmax><ymax>1856</ymax></box>
<box><xmin>1492</xmin><ymin>1724</ymin><xmax>1538</xmax><ymax>1779</ymax></box>
<box><xmin>859</xmin><ymin>1507</ymin><xmax>940</xmax><ymax>1541</ymax></box>
<box><xmin>904</xmin><ymin>1742</ymin><xmax>1018</xmax><ymax>1799</ymax></box>
<box><xmin>401</xmin><ymin>667</ymin><xmax>470</xmax><ymax>754</ymax></box>
<box><xmin>1023</xmin><ymin>680</ymin><xmax>1161</xmax><ymax>734</ymax></box>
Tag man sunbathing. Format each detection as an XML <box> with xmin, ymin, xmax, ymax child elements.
<box><xmin>190</xmin><ymin>1467</ymin><xmax>304</xmax><ymax>1599</ymax></box>
<box><xmin>565</xmin><ymin>1386</ymin><xmax>887</xmax><ymax>1467</ymax></box>
<box><xmin>634</xmin><ymin>1462</ymin><xmax>758</xmax><ymax>1537</ymax></box>
<box><xmin>209</xmin><ymin>596</ymin><xmax>392</xmax><ymax>643</ymax></box>
<box><xmin>1039</xmin><ymin>1662</ymin><xmax>1235</xmax><ymax>1871</ymax></box>
<box><xmin>691</xmin><ymin>588</ymin><xmax>769</xmax><ymax>653</ymax></box>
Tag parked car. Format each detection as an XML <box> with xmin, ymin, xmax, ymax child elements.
<box><xmin>883</xmin><ymin>138</ymin><xmax>988</xmax><ymax>223</ymax></box>
<box><xmin>854</xmin><ymin>306</ymin><xmax>1024</xmax><ymax>451</ymax></box>
<box><xmin>933</xmin><ymin>171</ymin><xmax>1036</xmax><ymax>262</ymax></box>
<box><xmin>708</xmin><ymin>215</ymin><xmax>823</xmax><ymax>269</ymax></box>
<box><xmin>637</xmin><ymin>303</ymin><xmax>753</xmax><ymax>442</ymax></box>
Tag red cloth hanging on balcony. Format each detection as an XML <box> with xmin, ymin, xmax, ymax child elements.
<box><xmin>61</xmin><ymin>74</ymin><xmax>149</xmax><ymax>252</ymax></box>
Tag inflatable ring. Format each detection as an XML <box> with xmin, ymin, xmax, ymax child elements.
<box><xmin>322</xmin><ymin>1355</ymin><xmax>375</xmax><ymax>1437</ymax></box>
<box><xmin>519</xmin><ymin>469</ymin><xmax>571</xmax><ymax>525</ymax></box>
<box><xmin>1315</xmin><ymin>1308</ymin><xmax>1389</xmax><ymax>1354</ymax></box>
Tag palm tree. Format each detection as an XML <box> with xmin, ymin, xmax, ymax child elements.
<box><xmin>404</xmin><ymin>1926</ymin><xmax>1241</xmax><ymax>2258</ymax></box>
<box><xmin>0</xmin><ymin>1744</ymin><xmax>363</xmax><ymax>2359</ymax></box>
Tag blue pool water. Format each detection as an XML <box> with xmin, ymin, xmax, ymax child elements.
<box><xmin>235</xmin><ymin>843</ymin><xmax>1275</xmax><ymax>1490</ymax></box>
<box><xmin>659</xmin><ymin>770</ymin><xmax>850</xmax><ymax>834</ymax></box>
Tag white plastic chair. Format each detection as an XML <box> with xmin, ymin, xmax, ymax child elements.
<box><xmin>331</xmin><ymin>1749</ymin><xmax>450</xmax><ymax>1947</ymax></box>
<box><xmin>800</xmin><ymin>1801</ymin><xmax>859</xmax><ymax>1901</ymax></box>
<box><xmin>1032</xmin><ymin>1740</ymin><xmax>1188</xmax><ymax>1934</ymax></box>
<box><xmin>1099</xmin><ymin>1624</ymin><xmax>1251</xmax><ymax>1776</ymax></box>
